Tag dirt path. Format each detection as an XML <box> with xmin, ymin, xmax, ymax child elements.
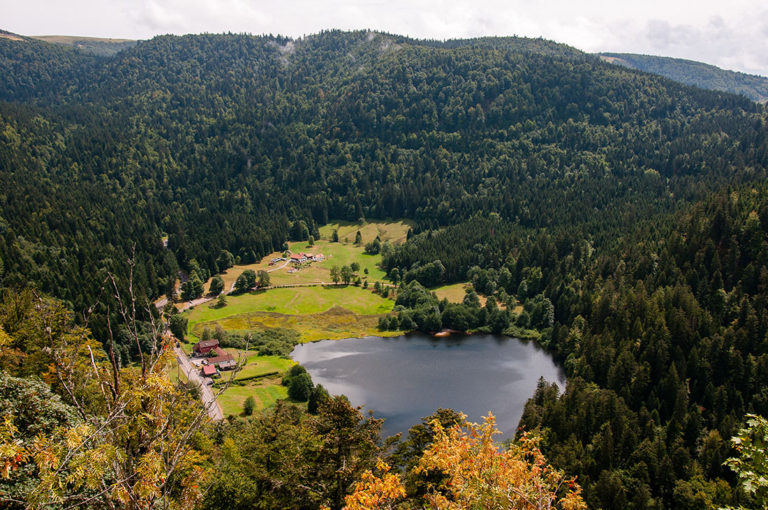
<box><xmin>173</xmin><ymin>344</ymin><xmax>223</xmax><ymax>421</ymax></box>
<box><xmin>267</xmin><ymin>259</ymin><xmax>290</xmax><ymax>273</ymax></box>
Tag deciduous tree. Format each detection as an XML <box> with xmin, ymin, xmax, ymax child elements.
<box><xmin>724</xmin><ymin>414</ymin><xmax>768</xmax><ymax>509</ymax></box>
<box><xmin>257</xmin><ymin>270</ymin><xmax>270</xmax><ymax>288</ymax></box>
<box><xmin>209</xmin><ymin>275</ymin><xmax>225</xmax><ymax>296</ymax></box>
<box><xmin>331</xmin><ymin>266</ymin><xmax>341</xmax><ymax>284</ymax></box>
<box><xmin>416</xmin><ymin>413</ymin><xmax>586</xmax><ymax>510</ymax></box>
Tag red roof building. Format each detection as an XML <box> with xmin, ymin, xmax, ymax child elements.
<box><xmin>202</xmin><ymin>365</ymin><xmax>217</xmax><ymax>377</ymax></box>
<box><xmin>193</xmin><ymin>339</ymin><xmax>219</xmax><ymax>356</ymax></box>
<box><xmin>208</xmin><ymin>346</ymin><xmax>237</xmax><ymax>370</ymax></box>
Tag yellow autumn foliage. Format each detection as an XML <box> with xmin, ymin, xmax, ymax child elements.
<box><xmin>345</xmin><ymin>458</ymin><xmax>407</xmax><ymax>510</ymax></box>
<box><xmin>416</xmin><ymin>413</ymin><xmax>586</xmax><ymax>510</ymax></box>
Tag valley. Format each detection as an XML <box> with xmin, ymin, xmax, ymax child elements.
<box><xmin>1</xmin><ymin>29</ymin><xmax>767</xmax><ymax>509</ymax></box>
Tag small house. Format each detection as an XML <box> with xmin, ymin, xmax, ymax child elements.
<box><xmin>193</xmin><ymin>339</ymin><xmax>219</xmax><ymax>356</ymax></box>
<box><xmin>209</xmin><ymin>347</ymin><xmax>237</xmax><ymax>370</ymax></box>
<box><xmin>313</xmin><ymin>254</ymin><xmax>325</xmax><ymax>261</ymax></box>
<box><xmin>290</xmin><ymin>253</ymin><xmax>307</xmax><ymax>264</ymax></box>
<box><xmin>202</xmin><ymin>364</ymin><xmax>218</xmax><ymax>378</ymax></box>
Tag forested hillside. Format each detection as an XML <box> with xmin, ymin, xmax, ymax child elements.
<box><xmin>599</xmin><ymin>52</ymin><xmax>768</xmax><ymax>103</ymax></box>
<box><xmin>1</xmin><ymin>30</ymin><xmax>768</xmax><ymax>508</ymax></box>
<box><xmin>0</xmin><ymin>31</ymin><xmax>763</xmax><ymax>319</ymax></box>
<box><xmin>517</xmin><ymin>188</ymin><xmax>768</xmax><ymax>508</ymax></box>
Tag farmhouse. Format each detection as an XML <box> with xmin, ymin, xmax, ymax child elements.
<box><xmin>201</xmin><ymin>364</ymin><xmax>218</xmax><ymax>378</ymax></box>
<box><xmin>208</xmin><ymin>347</ymin><xmax>237</xmax><ymax>370</ymax></box>
<box><xmin>289</xmin><ymin>253</ymin><xmax>307</xmax><ymax>264</ymax></box>
<box><xmin>193</xmin><ymin>339</ymin><xmax>219</xmax><ymax>356</ymax></box>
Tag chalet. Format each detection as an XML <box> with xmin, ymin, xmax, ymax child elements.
<box><xmin>313</xmin><ymin>253</ymin><xmax>325</xmax><ymax>261</ymax></box>
<box><xmin>290</xmin><ymin>253</ymin><xmax>307</xmax><ymax>264</ymax></box>
<box><xmin>208</xmin><ymin>347</ymin><xmax>237</xmax><ymax>370</ymax></box>
<box><xmin>201</xmin><ymin>364</ymin><xmax>218</xmax><ymax>378</ymax></box>
<box><xmin>269</xmin><ymin>257</ymin><xmax>283</xmax><ymax>265</ymax></box>
<box><xmin>193</xmin><ymin>339</ymin><xmax>219</xmax><ymax>356</ymax></box>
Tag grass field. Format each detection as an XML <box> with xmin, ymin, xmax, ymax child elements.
<box><xmin>267</xmin><ymin>240</ymin><xmax>387</xmax><ymax>286</ymax></box>
<box><xmin>432</xmin><ymin>282</ymin><xmax>516</xmax><ymax>309</ymax></box>
<box><xmin>206</xmin><ymin>307</ymin><xmax>398</xmax><ymax>343</ymax></box>
<box><xmin>217</xmin><ymin>376</ymin><xmax>288</xmax><ymax>417</ymax></box>
<box><xmin>201</xmin><ymin>236</ymin><xmax>390</xmax><ymax>292</ymax></box>
<box><xmin>191</xmin><ymin>221</ymin><xmax>413</xmax><ymax>297</ymax></box>
<box><xmin>318</xmin><ymin>220</ymin><xmax>414</xmax><ymax>245</ymax></box>
<box><xmin>188</xmin><ymin>286</ymin><xmax>392</xmax><ymax>326</ymax></box>
<box><xmin>185</xmin><ymin>286</ymin><xmax>399</xmax><ymax>343</ymax></box>
<box><xmin>226</xmin><ymin>354</ymin><xmax>294</xmax><ymax>380</ymax></box>
<box><xmin>216</xmin><ymin>355</ymin><xmax>294</xmax><ymax>416</ymax></box>
<box><xmin>433</xmin><ymin>283</ymin><xmax>471</xmax><ymax>303</ymax></box>
<box><xmin>167</xmin><ymin>361</ymin><xmax>189</xmax><ymax>385</ymax></box>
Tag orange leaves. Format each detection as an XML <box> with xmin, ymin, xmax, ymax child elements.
<box><xmin>342</xmin><ymin>413</ymin><xmax>585</xmax><ymax>510</ymax></box>
<box><xmin>0</xmin><ymin>416</ymin><xmax>29</xmax><ymax>479</ymax></box>
<box><xmin>345</xmin><ymin>459</ymin><xmax>406</xmax><ymax>510</ymax></box>
<box><xmin>415</xmin><ymin>413</ymin><xmax>586</xmax><ymax>510</ymax></box>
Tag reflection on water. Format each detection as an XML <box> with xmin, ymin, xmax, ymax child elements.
<box><xmin>291</xmin><ymin>332</ymin><xmax>565</xmax><ymax>439</ymax></box>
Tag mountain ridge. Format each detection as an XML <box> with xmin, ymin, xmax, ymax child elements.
<box><xmin>599</xmin><ymin>52</ymin><xmax>768</xmax><ymax>103</ymax></box>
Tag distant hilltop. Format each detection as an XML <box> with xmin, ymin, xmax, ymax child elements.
<box><xmin>4</xmin><ymin>27</ymin><xmax>767</xmax><ymax>102</ymax></box>
<box><xmin>599</xmin><ymin>52</ymin><xmax>768</xmax><ymax>103</ymax></box>
<box><xmin>29</xmin><ymin>35</ymin><xmax>138</xmax><ymax>57</ymax></box>
<box><xmin>0</xmin><ymin>29</ymin><xmax>137</xmax><ymax>56</ymax></box>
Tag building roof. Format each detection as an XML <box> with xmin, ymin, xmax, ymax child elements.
<box><xmin>202</xmin><ymin>365</ymin><xmax>217</xmax><ymax>376</ymax></box>
<box><xmin>209</xmin><ymin>348</ymin><xmax>235</xmax><ymax>365</ymax></box>
<box><xmin>194</xmin><ymin>339</ymin><xmax>219</xmax><ymax>350</ymax></box>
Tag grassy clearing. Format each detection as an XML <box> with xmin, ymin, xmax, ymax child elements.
<box><xmin>32</xmin><ymin>35</ymin><xmax>136</xmax><ymax>44</ymax></box>
<box><xmin>227</xmin><ymin>354</ymin><xmax>294</xmax><ymax>380</ymax></box>
<box><xmin>201</xmin><ymin>240</ymin><xmax>386</xmax><ymax>292</ymax></box>
<box><xmin>198</xmin><ymin>221</ymin><xmax>409</xmax><ymax>294</ymax></box>
<box><xmin>217</xmin><ymin>376</ymin><xmax>288</xmax><ymax>417</ymax></box>
<box><xmin>193</xmin><ymin>306</ymin><xmax>400</xmax><ymax>343</ymax></box>
<box><xmin>188</xmin><ymin>286</ymin><xmax>392</xmax><ymax>327</ymax></box>
<box><xmin>203</xmin><ymin>261</ymin><xmax>265</xmax><ymax>294</ymax></box>
<box><xmin>433</xmin><ymin>283</ymin><xmax>471</xmax><ymax>303</ymax></box>
<box><xmin>185</xmin><ymin>286</ymin><xmax>398</xmax><ymax>343</ymax></box>
<box><xmin>319</xmin><ymin>220</ymin><xmax>414</xmax><ymax>245</ymax></box>
<box><xmin>266</xmin><ymin>239</ymin><xmax>387</xmax><ymax>285</ymax></box>
<box><xmin>433</xmin><ymin>282</ymin><xmax>513</xmax><ymax>309</ymax></box>
<box><xmin>216</xmin><ymin>355</ymin><xmax>294</xmax><ymax>416</ymax></box>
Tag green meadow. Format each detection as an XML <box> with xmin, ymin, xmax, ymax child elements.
<box><xmin>186</xmin><ymin>285</ymin><xmax>395</xmax><ymax>341</ymax></box>
<box><xmin>217</xmin><ymin>376</ymin><xmax>288</xmax><ymax>417</ymax></box>
<box><xmin>180</xmin><ymin>221</ymin><xmax>410</xmax><ymax>417</ymax></box>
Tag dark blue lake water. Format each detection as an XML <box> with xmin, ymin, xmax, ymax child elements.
<box><xmin>291</xmin><ymin>333</ymin><xmax>565</xmax><ymax>439</ymax></box>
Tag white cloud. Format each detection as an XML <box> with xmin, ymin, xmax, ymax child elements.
<box><xmin>3</xmin><ymin>0</ymin><xmax>768</xmax><ymax>76</ymax></box>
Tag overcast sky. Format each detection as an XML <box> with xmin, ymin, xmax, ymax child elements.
<box><xmin>4</xmin><ymin>0</ymin><xmax>768</xmax><ymax>76</ymax></box>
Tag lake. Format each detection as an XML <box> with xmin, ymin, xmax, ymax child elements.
<box><xmin>291</xmin><ymin>333</ymin><xmax>565</xmax><ymax>438</ymax></box>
